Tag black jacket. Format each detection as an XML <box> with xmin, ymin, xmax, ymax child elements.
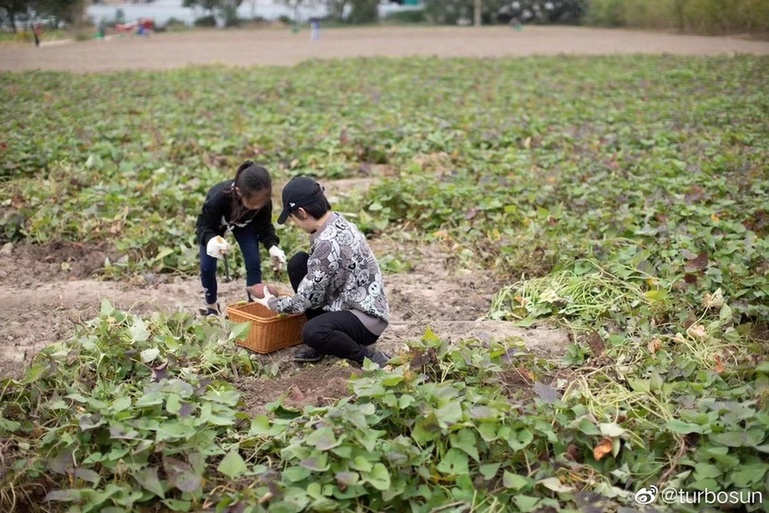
<box><xmin>196</xmin><ymin>180</ymin><xmax>279</xmax><ymax>249</ymax></box>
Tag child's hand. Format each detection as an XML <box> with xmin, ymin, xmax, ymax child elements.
<box><xmin>206</xmin><ymin>236</ymin><xmax>232</xmax><ymax>259</ymax></box>
<box><xmin>269</xmin><ymin>246</ymin><xmax>287</xmax><ymax>272</ymax></box>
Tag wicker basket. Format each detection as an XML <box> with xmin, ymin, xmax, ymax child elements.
<box><xmin>226</xmin><ymin>301</ymin><xmax>306</xmax><ymax>354</ymax></box>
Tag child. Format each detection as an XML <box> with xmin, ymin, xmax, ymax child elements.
<box><xmin>248</xmin><ymin>176</ymin><xmax>390</xmax><ymax>368</ymax></box>
<box><xmin>196</xmin><ymin>161</ymin><xmax>286</xmax><ymax>316</ymax></box>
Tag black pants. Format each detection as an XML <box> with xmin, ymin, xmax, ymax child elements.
<box><xmin>288</xmin><ymin>252</ymin><xmax>379</xmax><ymax>363</ymax></box>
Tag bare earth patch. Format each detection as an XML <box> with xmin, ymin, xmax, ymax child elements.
<box><xmin>0</xmin><ymin>231</ymin><xmax>571</xmax><ymax>408</ymax></box>
<box><xmin>1</xmin><ymin>26</ymin><xmax>767</xmax><ymax>72</ymax></box>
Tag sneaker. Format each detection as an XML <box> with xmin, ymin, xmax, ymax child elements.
<box><xmin>363</xmin><ymin>348</ymin><xmax>391</xmax><ymax>368</ymax></box>
<box><xmin>199</xmin><ymin>303</ymin><xmax>221</xmax><ymax>317</ymax></box>
<box><xmin>293</xmin><ymin>345</ymin><xmax>324</xmax><ymax>363</ymax></box>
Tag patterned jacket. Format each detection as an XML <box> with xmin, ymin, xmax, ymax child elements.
<box><xmin>269</xmin><ymin>214</ymin><xmax>389</xmax><ymax>332</ymax></box>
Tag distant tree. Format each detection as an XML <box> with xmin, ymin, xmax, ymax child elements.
<box><xmin>422</xmin><ymin>0</ymin><xmax>477</xmax><ymax>25</ymax></box>
<box><xmin>0</xmin><ymin>0</ymin><xmax>28</xmax><ymax>32</ymax></box>
<box><xmin>279</xmin><ymin>0</ymin><xmax>318</xmax><ymax>24</ymax></box>
<box><xmin>0</xmin><ymin>0</ymin><xmax>86</xmax><ymax>31</ymax></box>
<box><xmin>35</xmin><ymin>0</ymin><xmax>87</xmax><ymax>25</ymax></box>
<box><xmin>496</xmin><ymin>0</ymin><xmax>587</xmax><ymax>24</ymax></box>
<box><xmin>324</xmin><ymin>0</ymin><xmax>348</xmax><ymax>22</ymax></box>
<box><xmin>183</xmin><ymin>0</ymin><xmax>243</xmax><ymax>25</ymax></box>
<box><xmin>348</xmin><ymin>0</ymin><xmax>377</xmax><ymax>24</ymax></box>
<box><xmin>424</xmin><ymin>0</ymin><xmax>584</xmax><ymax>25</ymax></box>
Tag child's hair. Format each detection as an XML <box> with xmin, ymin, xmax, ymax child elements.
<box><xmin>231</xmin><ymin>160</ymin><xmax>271</xmax><ymax>199</ymax></box>
<box><xmin>293</xmin><ymin>193</ymin><xmax>332</xmax><ymax>221</ymax></box>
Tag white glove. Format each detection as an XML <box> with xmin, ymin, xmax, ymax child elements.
<box><xmin>206</xmin><ymin>236</ymin><xmax>232</xmax><ymax>259</ymax></box>
<box><xmin>251</xmin><ymin>283</ymin><xmax>276</xmax><ymax>310</ymax></box>
<box><xmin>269</xmin><ymin>246</ymin><xmax>286</xmax><ymax>272</ymax></box>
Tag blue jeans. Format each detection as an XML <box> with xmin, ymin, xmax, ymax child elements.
<box><xmin>200</xmin><ymin>228</ymin><xmax>262</xmax><ymax>305</ymax></box>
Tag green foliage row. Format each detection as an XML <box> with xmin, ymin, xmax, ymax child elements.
<box><xmin>1</xmin><ymin>303</ymin><xmax>767</xmax><ymax>512</ymax></box>
<box><xmin>586</xmin><ymin>0</ymin><xmax>769</xmax><ymax>33</ymax></box>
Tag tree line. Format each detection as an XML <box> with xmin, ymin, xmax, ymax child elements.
<box><xmin>0</xmin><ymin>0</ymin><xmax>86</xmax><ymax>31</ymax></box>
<box><xmin>3</xmin><ymin>0</ymin><xmax>765</xmax><ymax>35</ymax></box>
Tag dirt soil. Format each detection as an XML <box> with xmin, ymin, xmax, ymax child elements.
<box><xmin>7</xmin><ymin>23</ymin><xmax>749</xmax><ymax>407</ymax></box>
<box><xmin>0</xmin><ymin>225</ymin><xmax>570</xmax><ymax>406</ymax></box>
<box><xmin>1</xmin><ymin>25</ymin><xmax>768</xmax><ymax>72</ymax></box>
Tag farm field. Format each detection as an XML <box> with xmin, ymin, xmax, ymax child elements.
<box><xmin>1</xmin><ymin>26</ymin><xmax>768</xmax><ymax>513</ymax></box>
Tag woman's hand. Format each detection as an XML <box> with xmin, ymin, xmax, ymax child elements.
<box><xmin>247</xmin><ymin>284</ymin><xmax>277</xmax><ymax>310</ymax></box>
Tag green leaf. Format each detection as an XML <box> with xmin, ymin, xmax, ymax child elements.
<box><xmin>164</xmin><ymin>457</ymin><xmax>201</xmax><ymax>493</ymax></box>
<box><xmin>693</xmin><ymin>463</ymin><xmax>721</xmax><ymax>479</ymax></box>
<box><xmin>667</xmin><ymin>419</ymin><xmax>704</xmax><ymax>434</ymax></box>
<box><xmin>156</xmin><ymin>421</ymin><xmax>195</xmax><ymax>441</ymax></box>
<box><xmin>731</xmin><ymin>463</ymin><xmax>769</xmax><ymax>487</ymax></box>
<box><xmin>479</xmin><ymin>463</ymin><xmax>500</xmax><ymax>480</ymax></box>
<box><xmin>283</xmin><ymin>465</ymin><xmax>311</xmax><ymax>482</ymax></box>
<box><xmin>514</xmin><ymin>316</ymin><xmax>537</xmax><ymax>328</ymax></box>
<box><xmin>111</xmin><ymin>396</ymin><xmax>131</xmax><ymax>412</ymax></box>
<box><xmin>299</xmin><ymin>453</ymin><xmax>329</xmax><ymax>472</ymax></box>
<box><xmin>218</xmin><ymin>450</ymin><xmax>248</xmax><ymax>479</ymax></box>
<box><xmin>599</xmin><ymin>423</ymin><xmax>625</xmax><ymax>438</ymax></box>
<box><xmin>503</xmin><ymin>471</ymin><xmax>529</xmax><ymax>490</ymax></box>
<box><xmin>44</xmin><ymin>490</ymin><xmax>80</xmax><ymax>503</ymax></box>
<box><xmin>514</xmin><ymin>495</ymin><xmax>541</xmax><ymax>512</ymax></box>
<box><xmin>506</xmin><ymin>428</ymin><xmax>534</xmax><ymax>451</ymax></box>
<box><xmin>644</xmin><ymin>289</ymin><xmax>668</xmax><ymax>302</ymax></box>
<box><xmin>162</xmin><ymin>499</ymin><xmax>192</xmax><ymax>512</ymax></box>
<box><xmin>100</xmin><ymin>299</ymin><xmax>114</xmax><ymax>316</ymax></box>
<box><xmin>627</xmin><ymin>378</ymin><xmax>649</xmax><ymax>393</ymax></box>
<box><xmin>21</xmin><ymin>364</ymin><xmax>47</xmax><ymax>385</ymax></box>
<box><xmin>538</xmin><ymin>477</ymin><xmax>576</xmax><ymax>493</ymax></box>
<box><xmin>450</xmin><ymin>428</ymin><xmax>479</xmax><ymax>462</ymax></box>
<box><xmin>166</xmin><ymin>394</ymin><xmax>182</xmax><ymax>415</ymax></box>
<box><xmin>230</xmin><ymin>322</ymin><xmax>251</xmax><ymax>342</ymax></box>
<box><xmin>364</xmin><ymin>463</ymin><xmax>391</xmax><ymax>491</ymax></box>
<box><xmin>436</xmin><ymin>448</ymin><xmax>469</xmax><ymax>476</ymax></box>
<box><xmin>134</xmin><ymin>467</ymin><xmax>166</xmax><ymax>498</ymax></box>
<box><xmin>249</xmin><ymin>415</ymin><xmax>271</xmax><ymax>435</ymax></box>
<box><xmin>702</xmin><ymin>446</ymin><xmax>740</xmax><ymax>468</ymax></box>
<box><xmin>413</xmin><ymin>413</ymin><xmax>442</xmax><ymax>445</ymax></box>
<box><xmin>381</xmin><ymin>373</ymin><xmax>404</xmax><ymax>387</ymax></box>
<box><xmin>154</xmin><ymin>247</ymin><xmax>174</xmax><ymax>261</ymax></box>
<box><xmin>306</xmin><ymin>426</ymin><xmax>340</xmax><ymax>451</ymax></box>
<box><xmin>130</xmin><ymin>320</ymin><xmax>150</xmax><ymax>343</ymax></box>
<box><xmin>350</xmin><ymin>456</ymin><xmax>373</xmax><ymax>472</ymax></box>
<box><xmin>335</xmin><ymin>471</ymin><xmax>359</xmax><ymax>486</ymax></box>
<box><xmin>477</xmin><ymin>422</ymin><xmax>498</xmax><ymax>442</ymax></box>
<box><xmin>140</xmin><ymin>347</ymin><xmax>159</xmax><ymax>363</ymax></box>
<box><xmin>711</xmin><ymin>429</ymin><xmax>764</xmax><ymax>447</ymax></box>
<box><xmin>570</xmin><ymin>417</ymin><xmax>600</xmax><ymax>435</ymax></box>
<box><xmin>73</xmin><ymin>468</ymin><xmax>100</xmax><ymax>485</ymax></box>
<box><xmin>0</xmin><ymin>419</ymin><xmax>21</xmax><ymax>432</ymax></box>
<box><xmin>435</xmin><ymin>401</ymin><xmax>462</xmax><ymax>425</ymax></box>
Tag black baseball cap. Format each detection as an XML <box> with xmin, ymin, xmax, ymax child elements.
<box><xmin>277</xmin><ymin>176</ymin><xmax>324</xmax><ymax>225</ymax></box>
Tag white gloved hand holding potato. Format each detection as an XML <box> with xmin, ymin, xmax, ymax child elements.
<box><xmin>206</xmin><ymin>235</ymin><xmax>232</xmax><ymax>259</ymax></box>
<box><xmin>269</xmin><ymin>246</ymin><xmax>286</xmax><ymax>272</ymax></box>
